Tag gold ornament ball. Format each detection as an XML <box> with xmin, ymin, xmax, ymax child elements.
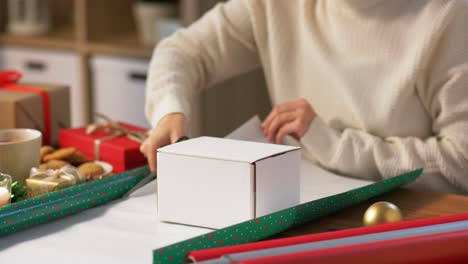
<box><xmin>363</xmin><ymin>201</ymin><xmax>403</xmax><ymax>226</ymax></box>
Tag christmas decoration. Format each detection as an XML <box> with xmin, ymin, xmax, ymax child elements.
<box><xmin>363</xmin><ymin>201</ymin><xmax>403</xmax><ymax>226</ymax></box>
<box><xmin>10</xmin><ymin>181</ymin><xmax>28</xmax><ymax>203</ymax></box>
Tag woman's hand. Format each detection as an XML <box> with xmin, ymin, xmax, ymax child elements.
<box><xmin>261</xmin><ymin>98</ymin><xmax>316</xmax><ymax>144</ymax></box>
<box><xmin>140</xmin><ymin>113</ymin><xmax>187</xmax><ymax>172</ymax></box>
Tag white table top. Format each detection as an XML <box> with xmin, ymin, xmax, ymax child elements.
<box><xmin>0</xmin><ymin>160</ymin><xmax>370</xmax><ymax>263</ymax></box>
<box><xmin>0</xmin><ymin>116</ymin><xmax>371</xmax><ymax>263</ymax></box>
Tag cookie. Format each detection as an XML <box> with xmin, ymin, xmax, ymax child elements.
<box><xmin>78</xmin><ymin>162</ymin><xmax>105</xmax><ymax>180</ymax></box>
<box><xmin>40</xmin><ymin>146</ymin><xmax>55</xmax><ymax>162</ymax></box>
<box><xmin>63</xmin><ymin>151</ymin><xmax>88</xmax><ymax>166</ymax></box>
<box><xmin>43</xmin><ymin>147</ymin><xmax>76</xmax><ymax>162</ymax></box>
<box><xmin>39</xmin><ymin>160</ymin><xmax>70</xmax><ymax>170</ymax></box>
<box><xmin>47</xmin><ymin>160</ymin><xmax>70</xmax><ymax>170</ymax></box>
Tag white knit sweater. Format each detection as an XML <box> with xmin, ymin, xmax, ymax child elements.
<box><xmin>146</xmin><ymin>0</ymin><xmax>468</xmax><ymax>194</ymax></box>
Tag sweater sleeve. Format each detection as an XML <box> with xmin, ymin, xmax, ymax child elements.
<box><xmin>300</xmin><ymin>4</ymin><xmax>468</xmax><ymax>193</ymax></box>
<box><xmin>145</xmin><ymin>0</ymin><xmax>260</xmax><ymax>128</ymax></box>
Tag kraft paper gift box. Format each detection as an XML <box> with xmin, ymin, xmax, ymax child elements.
<box><xmin>0</xmin><ymin>82</ymin><xmax>70</xmax><ymax>146</ymax></box>
<box><xmin>157</xmin><ymin>137</ymin><xmax>301</xmax><ymax>229</ymax></box>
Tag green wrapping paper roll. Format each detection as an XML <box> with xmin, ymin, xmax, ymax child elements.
<box><xmin>153</xmin><ymin>169</ymin><xmax>423</xmax><ymax>264</ymax></box>
<box><xmin>0</xmin><ymin>166</ymin><xmax>149</xmax><ymax>237</ymax></box>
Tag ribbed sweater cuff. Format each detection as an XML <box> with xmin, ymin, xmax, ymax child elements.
<box><xmin>300</xmin><ymin>116</ymin><xmax>341</xmax><ymax>165</ymax></box>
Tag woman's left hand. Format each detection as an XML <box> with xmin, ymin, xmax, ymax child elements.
<box><xmin>261</xmin><ymin>98</ymin><xmax>316</xmax><ymax>144</ymax></box>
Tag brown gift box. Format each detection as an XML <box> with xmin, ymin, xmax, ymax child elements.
<box><xmin>0</xmin><ymin>83</ymin><xmax>70</xmax><ymax>146</ymax></box>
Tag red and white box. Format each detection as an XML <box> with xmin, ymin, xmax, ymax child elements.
<box><xmin>59</xmin><ymin>122</ymin><xmax>147</xmax><ymax>172</ymax></box>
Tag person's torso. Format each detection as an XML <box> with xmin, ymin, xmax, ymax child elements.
<box><xmin>248</xmin><ymin>0</ymin><xmax>454</xmax><ymax>139</ymax></box>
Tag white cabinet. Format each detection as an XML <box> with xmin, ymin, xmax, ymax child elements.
<box><xmin>90</xmin><ymin>55</ymin><xmax>150</xmax><ymax>128</ymax></box>
<box><xmin>0</xmin><ymin>46</ymin><xmax>84</xmax><ymax>127</ymax></box>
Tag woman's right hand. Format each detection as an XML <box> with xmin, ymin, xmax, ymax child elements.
<box><xmin>140</xmin><ymin>113</ymin><xmax>187</xmax><ymax>172</ymax></box>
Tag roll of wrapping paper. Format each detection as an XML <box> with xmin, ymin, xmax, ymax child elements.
<box><xmin>189</xmin><ymin>212</ymin><xmax>468</xmax><ymax>262</ymax></box>
<box><xmin>153</xmin><ymin>168</ymin><xmax>423</xmax><ymax>264</ymax></box>
<box><xmin>234</xmin><ymin>229</ymin><xmax>468</xmax><ymax>264</ymax></box>
<box><xmin>0</xmin><ymin>166</ymin><xmax>149</xmax><ymax>237</ymax></box>
<box><xmin>198</xmin><ymin>220</ymin><xmax>468</xmax><ymax>263</ymax></box>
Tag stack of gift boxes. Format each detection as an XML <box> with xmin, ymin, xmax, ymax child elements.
<box><xmin>0</xmin><ymin>71</ymin><xmax>147</xmax><ymax>202</ymax></box>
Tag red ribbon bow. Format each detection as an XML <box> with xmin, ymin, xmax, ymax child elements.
<box><xmin>0</xmin><ymin>70</ymin><xmax>51</xmax><ymax>145</ymax></box>
<box><xmin>0</xmin><ymin>70</ymin><xmax>22</xmax><ymax>85</ymax></box>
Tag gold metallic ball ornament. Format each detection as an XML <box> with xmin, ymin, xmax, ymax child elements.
<box><xmin>363</xmin><ymin>201</ymin><xmax>403</xmax><ymax>226</ymax></box>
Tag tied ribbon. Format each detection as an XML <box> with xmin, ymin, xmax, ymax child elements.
<box><xmin>27</xmin><ymin>166</ymin><xmax>85</xmax><ymax>197</ymax></box>
<box><xmin>0</xmin><ymin>70</ymin><xmax>51</xmax><ymax>145</ymax></box>
<box><xmin>87</xmin><ymin>112</ymin><xmax>148</xmax><ymax>161</ymax></box>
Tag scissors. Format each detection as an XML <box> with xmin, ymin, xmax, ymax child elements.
<box><xmin>122</xmin><ymin>136</ymin><xmax>190</xmax><ymax>198</ymax></box>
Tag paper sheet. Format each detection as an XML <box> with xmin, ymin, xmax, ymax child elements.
<box><xmin>225</xmin><ymin>116</ymin><xmax>270</xmax><ymax>143</ymax></box>
<box><xmin>0</xmin><ymin>116</ymin><xmax>371</xmax><ymax>264</ymax></box>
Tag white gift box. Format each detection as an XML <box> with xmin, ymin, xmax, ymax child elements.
<box><xmin>157</xmin><ymin>137</ymin><xmax>301</xmax><ymax>229</ymax></box>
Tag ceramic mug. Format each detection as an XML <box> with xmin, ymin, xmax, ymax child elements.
<box><xmin>0</xmin><ymin>129</ymin><xmax>41</xmax><ymax>182</ymax></box>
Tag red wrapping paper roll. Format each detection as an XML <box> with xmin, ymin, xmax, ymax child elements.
<box><xmin>233</xmin><ymin>229</ymin><xmax>468</xmax><ymax>264</ymax></box>
<box><xmin>188</xmin><ymin>212</ymin><xmax>468</xmax><ymax>262</ymax></box>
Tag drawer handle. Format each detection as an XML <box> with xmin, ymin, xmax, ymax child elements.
<box><xmin>25</xmin><ymin>61</ymin><xmax>47</xmax><ymax>71</ymax></box>
<box><xmin>129</xmin><ymin>72</ymin><xmax>147</xmax><ymax>82</ymax></box>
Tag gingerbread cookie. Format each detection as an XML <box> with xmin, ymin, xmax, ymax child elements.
<box><xmin>40</xmin><ymin>146</ymin><xmax>55</xmax><ymax>162</ymax></box>
<box><xmin>64</xmin><ymin>151</ymin><xmax>88</xmax><ymax>166</ymax></box>
<box><xmin>39</xmin><ymin>160</ymin><xmax>70</xmax><ymax>170</ymax></box>
<box><xmin>47</xmin><ymin>160</ymin><xmax>70</xmax><ymax>170</ymax></box>
<box><xmin>78</xmin><ymin>162</ymin><xmax>105</xmax><ymax>180</ymax></box>
<box><xmin>43</xmin><ymin>147</ymin><xmax>76</xmax><ymax>162</ymax></box>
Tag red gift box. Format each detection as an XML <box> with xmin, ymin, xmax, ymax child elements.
<box><xmin>58</xmin><ymin>122</ymin><xmax>147</xmax><ymax>172</ymax></box>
